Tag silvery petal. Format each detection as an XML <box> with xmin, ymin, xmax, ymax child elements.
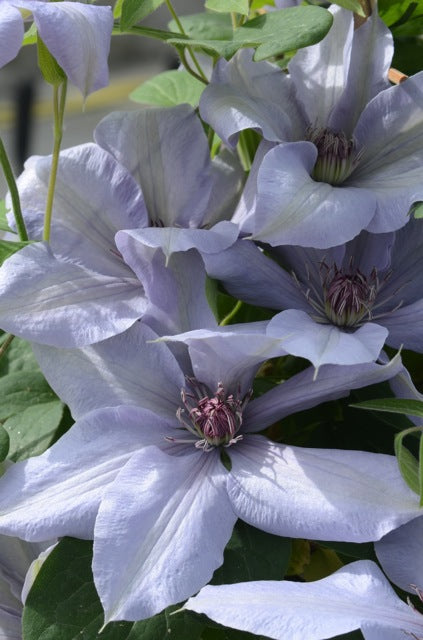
<box><xmin>185</xmin><ymin>560</ymin><xmax>421</xmax><ymax>640</ymax></box>
<box><xmin>93</xmin><ymin>446</ymin><xmax>235</xmax><ymax>622</ymax></box>
<box><xmin>228</xmin><ymin>435</ymin><xmax>421</xmax><ymax>541</ymax></box>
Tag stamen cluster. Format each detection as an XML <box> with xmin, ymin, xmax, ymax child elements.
<box><xmin>323</xmin><ymin>265</ymin><xmax>377</xmax><ymax>327</ymax></box>
<box><xmin>308</xmin><ymin>127</ymin><xmax>362</xmax><ymax>185</ymax></box>
<box><xmin>174</xmin><ymin>378</ymin><xmax>249</xmax><ymax>451</ymax></box>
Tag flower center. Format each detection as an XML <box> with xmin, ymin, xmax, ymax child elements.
<box><xmin>323</xmin><ymin>267</ymin><xmax>377</xmax><ymax>327</ymax></box>
<box><xmin>308</xmin><ymin>127</ymin><xmax>361</xmax><ymax>185</ymax></box>
<box><xmin>172</xmin><ymin>378</ymin><xmax>249</xmax><ymax>452</ymax></box>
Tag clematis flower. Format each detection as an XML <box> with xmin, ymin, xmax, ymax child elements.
<box><xmin>0</xmin><ymin>0</ymin><xmax>113</xmax><ymax>97</ymax></box>
<box><xmin>200</xmin><ymin>5</ymin><xmax>423</xmax><ymax>248</ymax></box>
<box><xmin>0</xmin><ymin>104</ymin><xmax>242</xmax><ymax>347</ymax></box>
<box><xmin>184</xmin><ymin>559</ymin><xmax>423</xmax><ymax>640</ymax></box>
<box><xmin>0</xmin><ymin>320</ymin><xmax>418</xmax><ymax>622</ymax></box>
<box><xmin>205</xmin><ymin>214</ymin><xmax>423</xmax><ymax>369</ymax></box>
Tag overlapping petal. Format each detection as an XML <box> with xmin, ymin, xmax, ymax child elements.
<box><xmin>240</xmin><ymin>142</ymin><xmax>376</xmax><ymax>248</ymax></box>
<box><xmin>0</xmin><ymin>243</ymin><xmax>145</xmax><ymax>347</ymax></box>
<box><xmin>227</xmin><ymin>435</ymin><xmax>421</xmax><ymax>542</ymax></box>
<box><xmin>375</xmin><ymin>516</ymin><xmax>423</xmax><ymax>594</ymax></box>
<box><xmin>243</xmin><ymin>353</ymin><xmax>403</xmax><ymax>431</ymax></box>
<box><xmin>266</xmin><ymin>309</ymin><xmax>388</xmax><ymax>369</ymax></box>
<box><xmin>94</xmin><ymin>446</ymin><xmax>235</xmax><ymax>622</ymax></box>
<box><xmin>33</xmin><ymin>323</ymin><xmax>184</xmax><ymax>420</ymax></box>
<box><xmin>185</xmin><ymin>561</ymin><xmax>421</xmax><ymax>640</ymax></box>
<box><xmin>94</xmin><ymin>105</ymin><xmax>244</xmax><ymax>229</ymax></box>
<box><xmin>0</xmin><ymin>407</ymin><xmax>165</xmax><ymax>541</ymax></box>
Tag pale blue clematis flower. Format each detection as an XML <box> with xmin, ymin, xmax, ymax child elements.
<box><xmin>184</xmin><ymin>559</ymin><xmax>423</xmax><ymax>640</ymax></box>
<box><xmin>200</xmin><ymin>5</ymin><xmax>423</xmax><ymax>248</ymax></box>
<box><xmin>0</xmin><ymin>105</ymin><xmax>242</xmax><ymax>347</ymax></box>
<box><xmin>0</xmin><ymin>318</ymin><xmax>418</xmax><ymax>622</ymax></box>
<box><xmin>205</xmin><ymin>214</ymin><xmax>423</xmax><ymax>369</ymax></box>
<box><xmin>0</xmin><ymin>0</ymin><xmax>113</xmax><ymax>97</ymax></box>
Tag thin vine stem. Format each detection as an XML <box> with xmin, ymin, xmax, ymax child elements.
<box><xmin>179</xmin><ymin>48</ymin><xmax>208</xmax><ymax>84</ymax></box>
<box><xmin>220</xmin><ymin>300</ymin><xmax>243</xmax><ymax>326</ymax></box>
<box><xmin>0</xmin><ymin>138</ymin><xmax>28</xmax><ymax>241</ymax></box>
<box><xmin>43</xmin><ymin>79</ymin><xmax>67</xmax><ymax>242</ymax></box>
<box><xmin>164</xmin><ymin>0</ymin><xmax>208</xmax><ymax>83</ymax></box>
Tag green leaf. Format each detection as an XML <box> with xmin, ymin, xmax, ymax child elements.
<box><xmin>113</xmin><ymin>0</ymin><xmax>124</xmax><ymax>19</ymax></box>
<box><xmin>168</xmin><ymin>12</ymin><xmax>233</xmax><ymax>40</ymax></box>
<box><xmin>120</xmin><ymin>0</ymin><xmax>164</xmax><ymax>31</ymax></box>
<box><xmin>251</xmin><ymin>0</ymin><xmax>274</xmax><ymax>9</ymax></box>
<box><xmin>0</xmin><ymin>333</ymin><xmax>39</xmax><ymax>376</ymax></box>
<box><xmin>4</xmin><ymin>400</ymin><xmax>64</xmax><ymax>461</ymax></box>
<box><xmin>130</xmin><ymin>70</ymin><xmax>204</xmax><ymax>107</ymax></box>
<box><xmin>0</xmin><ymin>238</ymin><xmax>32</xmax><ymax>265</ymax></box>
<box><xmin>205</xmin><ymin>0</ymin><xmax>249</xmax><ymax>16</ymax></box>
<box><xmin>168</xmin><ymin>6</ymin><xmax>334</xmax><ymax>60</ymax></box>
<box><xmin>394</xmin><ymin>428</ymin><xmax>421</xmax><ymax>495</ymax></box>
<box><xmin>0</xmin><ymin>370</ymin><xmax>64</xmax><ymax>461</ymax></box>
<box><xmin>22</xmin><ymin>22</ymin><xmax>38</xmax><ymax>46</ymax></box>
<box><xmin>0</xmin><ymin>200</ymin><xmax>11</xmax><ymax>232</ymax></box>
<box><xmin>329</xmin><ymin>0</ymin><xmax>366</xmax><ymax>16</ymax></box>
<box><xmin>212</xmin><ymin>520</ymin><xmax>292</xmax><ymax>585</ymax></box>
<box><xmin>233</xmin><ymin>6</ymin><xmax>334</xmax><ymax>61</ymax></box>
<box><xmin>351</xmin><ymin>397</ymin><xmax>423</xmax><ymax>419</ymax></box>
<box><xmin>37</xmin><ymin>35</ymin><xmax>65</xmax><ymax>86</ymax></box>
<box><xmin>379</xmin><ymin>0</ymin><xmax>423</xmax><ymax>30</ymax></box>
<box><xmin>23</xmin><ymin>537</ymin><xmax>206</xmax><ymax>640</ymax></box>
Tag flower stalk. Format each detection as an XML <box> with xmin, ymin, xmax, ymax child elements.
<box><xmin>0</xmin><ymin>138</ymin><xmax>28</xmax><ymax>241</ymax></box>
<box><xmin>43</xmin><ymin>79</ymin><xmax>67</xmax><ymax>243</ymax></box>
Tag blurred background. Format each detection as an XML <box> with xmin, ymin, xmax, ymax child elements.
<box><xmin>0</xmin><ymin>0</ymin><xmax>198</xmax><ymax>197</ymax></box>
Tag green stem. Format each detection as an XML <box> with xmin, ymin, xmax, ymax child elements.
<box><xmin>231</xmin><ymin>12</ymin><xmax>238</xmax><ymax>30</ymax></box>
<box><xmin>0</xmin><ymin>138</ymin><xmax>28</xmax><ymax>241</ymax></box>
<box><xmin>220</xmin><ymin>300</ymin><xmax>243</xmax><ymax>326</ymax></box>
<box><xmin>179</xmin><ymin>48</ymin><xmax>208</xmax><ymax>85</ymax></box>
<box><xmin>0</xmin><ymin>334</ymin><xmax>15</xmax><ymax>360</ymax></box>
<box><xmin>43</xmin><ymin>79</ymin><xmax>67</xmax><ymax>243</ymax></box>
<box><xmin>165</xmin><ymin>0</ymin><xmax>208</xmax><ymax>83</ymax></box>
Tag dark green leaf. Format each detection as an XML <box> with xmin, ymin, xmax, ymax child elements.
<box><xmin>0</xmin><ymin>238</ymin><xmax>32</xmax><ymax>265</ymax></box>
<box><xmin>394</xmin><ymin>428</ymin><xmax>421</xmax><ymax>495</ymax></box>
<box><xmin>0</xmin><ymin>333</ymin><xmax>39</xmax><ymax>376</ymax></box>
<box><xmin>205</xmin><ymin>0</ymin><xmax>249</xmax><ymax>16</ymax></box>
<box><xmin>0</xmin><ymin>370</ymin><xmax>64</xmax><ymax>461</ymax></box>
<box><xmin>120</xmin><ymin>0</ymin><xmax>164</xmax><ymax>31</ymax></box>
<box><xmin>319</xmin><ymin>540</ymin><xmax>376</xmax><ymax>561</ymax></box>
<box><xmin>0</xmin><ymin>424</ymin><xmax>9</xmax><ymax>462</ymax></box>
<box><xmin>212</xmin><ymin>520</ymin><xmax>292</xmax><ymax>585</ymax></box>
<box><xmin>23</xmin><ymin>537</ymin><xmax>206</xmax><ymax>640</ymax></box>
<box><xmin>351</xmin><ymin>397</ymin><xmax>423</xmax><ymax>419</ymax></box>
<box><xmin>130</xmin><ymin>70</ymin><xmax>204</xmax><ymax>107</ymax></box>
